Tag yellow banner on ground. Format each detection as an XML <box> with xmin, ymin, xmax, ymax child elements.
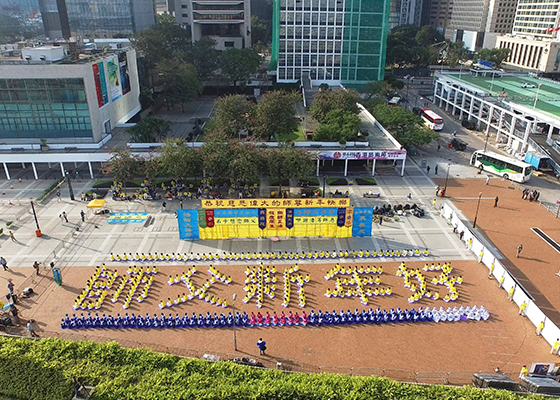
<box><xmin>215</xmin><ymin>217</ymin><xmax>258</xmax><ymax>225</ymax></box>
<box><xmin>201</xmin><ymin>198</ymin><xmax>350</xmax><ymax>209</ymax></box>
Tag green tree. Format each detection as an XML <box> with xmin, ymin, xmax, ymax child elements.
<box><xmin>477</xmin><ymin>47</ymin><xmax>511</xmax><ymax>68</ymax></box>
<box><xmin>252</xmin><ymin>91</ymin><xmax>300</xmax><ymax>141</ymax></box>
<box><xmin>266</xmin><ymin>145</ymin><xmax>316</xmax><ymax>194</ymax></box>
<box><xmin>158</xmin><ymin>138</ymin><xmax>202</xmax><ymax>180</ymax></box>
<box><xmin>189</xmin><ymin>36</ymin><xmax>220</xmax><ymax>81</ymax></box>
<box><xmin>199</xmin><ymin>131</ymin><xmax>239</xmax><ymax>184</ymax></box>
<box><xmin>446</xmin><ymin>41</ymin><xmax>468</xmax><ymax>67</ymax></box>
<box><xmin>372</xmin><ymin>103</ymin><xmax>437</xmax><ymax>147</ymax></box>
<box><xmin>214</xmin><ymin>95</ymin><xmax>256</xmax><ymax>138</ymax></box>
<box><xmin>156</xmin><ymin>59</ymin><xmax>202</xmax><ymax>111</ymax></box>
<box><xmin>102</xmin><ymin>147</ymin><xmax>144</xmax><ymax>184</ymax></box>
<box><xmin>219</xmin><ymin>48</ymin><xmax>261</xmax><ymax>88</ymax></box>
<box><xmin>128</xmin><ymin>116</ymin><xmax>171</xmax><ymax>143</ymax></box>
<box><xmin>230</xmin><ymin>142</ymin><xmax>266</xmax><ymax>184</ymax></box>
<box><xmin>415</xmin><ymin>25</ymin><xmax>444</xmax><ymax>47</ymax></box>
<box><xmin>310</xmin><ymin>89</ymin><xmax>360</xmax><ymax>123</ymax></box>
<box><xmin>251</xmin><ymin>15</ymin><xmax>271</xmax><ymax>47</ymax></box>
<box><xmin>141</xmin><ymin>156</ymin><xmax>164</xmax><ymax>182</ymax></box>
<box><xmin>313</xmin><ymin>109</ymin><xmax>362</xmax><ymax>142</ymax></box>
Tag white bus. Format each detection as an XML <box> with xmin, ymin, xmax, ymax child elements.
<box><xmin>420</xmin><ymin>109</ymin><xmax>444</xmax><ymax>131</ymax></box>
<box><xmin>470</xmin><ymin>150</ymin><xmax>533</xmax><ymax>183</ymax></box>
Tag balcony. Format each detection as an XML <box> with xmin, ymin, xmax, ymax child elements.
<box><xmin>192</xmin><ymin>12</ymin><xmax>244</xmax><ymax>21</ymax></box>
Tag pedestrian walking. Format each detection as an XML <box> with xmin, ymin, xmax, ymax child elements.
<box><xmin>32</xmin><ymin>261</ymin><xmax>40</xmax><ymax>276</ymax></box>
<box><xmin>435</xmin><ymin>165</ymin><xmax>438</xmax><ymax>175</ymax></box>
<box><xmin>80</xmin><ymin>210</ymin><xmax>85</xmax><ymax>222</ymax></box>
<box><xmin>426</xmin><ymin>165</ymin><xmax>430</xmax><ymax>174</ymax></box>
<box><xmin>379</xmin><ymin>216</ymin><xmax>383</xmax><ymax>225</ymax></box>
<box><xmin>9</xmin><ymin>231</ymin><xmax>15</xmax><ymax>242</ymax></box>
<box><xmin>486</xmin><ymin>176</ymin><xmax>490</xmax><ymax>185</ymax></box>
<box><xmin>7</xmin><ymin>280</ymin><xmax>14</xmax><ymax>298</ymax></box>
<box><xmin>519</xmin><ymin>365</ymin><xmax>528</xmax><ymax>379</ymax></box>
<box><xmin>161</xmin><ymin>201</ymin><xmax>167</xmax><ymax>212</ymax></box>
<box><xmin>551</xmin><ymin>339</ymin><xmax>560</xmax><ymax>355</ymax></box>
<box><xmin>432</xmin><ymin>199</ymin><xmax>436</xmax><ymax>207</ymax></box>
<box><xmin>516</xmin><ymin>244</ymin><xmax>523</xmax><ymax>258</ymax></box>
<box><xmin>536</xmin><ymin>321</ymin><xmax>545</xmax><ymax>336</ymax></box>
<box><xmin>437</xmin><ymin>143</ymin><xmax>441</xmax><ymax>151</ymax></box>
<box><xmin>519</xmin><ymin>301</ymin><xmax>527</xmax><ymax>316</ymax></box>
<box><xmin>62</xmin><ymin>211</ymin><xmax>68</xmax><ymax>223</ymax></box>
<box><xmin>10</xmin><ymin>305</ymin><xmax>19</xmax><ymax>325</ymax></box>
<box><xmin>256</xmin><ymin>338</ymin><xmax>267</xmax><ymax>355</ymax></box>
<box><xmin>0</xmin><ymin>256</ymin><xmax>8</xmax><ymax>271</ymax></box>
<box><xmin>27</xmin><ymin>319</ymin><xmax>38</xmax><ymax>338</ymax></box>
<box><xmin>494</xmin><ymin>196</ymin><xmax>499</xmax><ymax>207</ymax></box>
<box><xmin>56</xmin><ymin>189</ymin><xmax>61</xmax><ymax>202</ymax></box>
<box><xmin>407</xmin><ymin>193</ymin><xmax>412</xmax><ymax>199</ymax></box>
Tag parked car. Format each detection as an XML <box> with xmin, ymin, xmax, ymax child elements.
<box><xmin>461</xmin><ymin>119</ymin><xmax>476</xmax><ymax>129</ymax></box>
<box><xmin>521</xmin><ymin>83</ymin><xmax>536</xmax><ymax>88</ymax></box>
<box><xmin>450</xmin><ymin>138</ymin><xmax>467</xmax><ymax>151</ymax></box>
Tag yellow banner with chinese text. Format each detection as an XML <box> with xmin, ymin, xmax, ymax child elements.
<box><xmin>200</xmin><ymin>198</ymin><xmax>350</xmax><ymax>209</ymax></box>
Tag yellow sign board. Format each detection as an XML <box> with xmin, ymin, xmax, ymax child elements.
<box><xmin>201</xmin><ymin>198</ymin><xmax>350</xmax><ymax>209</ymax></box>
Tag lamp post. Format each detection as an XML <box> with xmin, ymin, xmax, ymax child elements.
<box><xmin>533</xmin><ymin>83</ymin><xmax>543</xmax><ymax>109</ymax></box>
<box><xmin>65</xmin><ymin>170</ymin><xmax>75</xmax><ymax>201</ymax></box>
<box><xmin>232</xmin><ymin>293</ymin><xmax>238</xmax><ymax>351</ymax></box>
<box><xmin>473</xmin><ymin>192</ymin><xmax>482</xmax><ymax>228</ymax></box>
<box><xmin>30</xmin><ymin>200</ymin><xmax>41</xmax><ymax>237</ymax></box>
<box><xmin>443</xmin><ymin>163</ymin><xmax>451</xmax><ymax>196</ymax></box>
<box><xmin>323</xmin><ymin>174</ymin><xmax>327</xmax><ymax>198</ymax></box>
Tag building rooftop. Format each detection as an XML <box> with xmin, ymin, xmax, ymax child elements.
<box><xmin>442</xmin><ymin>73</ymin><xmax>560</xmax><ymax>120</ymax></box>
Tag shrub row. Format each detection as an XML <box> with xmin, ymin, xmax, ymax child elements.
<box><xmin>0</xmin><ymin>337</ymin><xmax>547</xmax><ymax>400</ymax></box>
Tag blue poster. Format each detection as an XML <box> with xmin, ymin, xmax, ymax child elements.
<box><xmin>258</xmin><ymin>208</ymin><xmax>267</xmax><ymax>229</ymax></box>
<box><xmin>178</xmin><ymin>209</ymin><xmax>200</xmax><ymax>239</ymax></box>
<box><xmin>352</xmin><ymin>208</ymin><xmax>373</xmax><ymax>237</ymax></box>
<box><xmin>337</xmin><ymin>208</ymin><xmax>346</xmax><ymax>227</ymax></box>
<box><xmin>294</xmin><ymin>208</ymin><xmax>337</xmax><ymax>216</ymax></box>
<box><xmin>285</xmin><ymin>208</ymin><xmax>294</xmax><ymax>229</ymax></box>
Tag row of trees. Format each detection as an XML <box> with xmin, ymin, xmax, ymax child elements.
<box><xmin>213</xmin><ymin>91</ymin><xmax>300</xmax><ymax>141</ymax></box>
<box><xmin>133</xmin><ymin>14</ymin><xmax>262</xmax><ymax>110</ymax></box>
<box><xmin>310</xmin><ymin>88</ymin><xmax>362</xmax><ymax>143</ymax></box>
<box><xmin>103</xmin><ymin>134</ymin><xmax>316</xmax><ymax>191</ymax></box>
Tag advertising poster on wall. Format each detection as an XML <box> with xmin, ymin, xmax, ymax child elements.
<box><xmin>92</xmin><ymin>61</ymin><xmax>109</xmax><ymax>108</ymax></box>
<box><xmin>118</xmin><ymin>52</ymin><xmax>131</xmax><ymax>95</ymax></box>
<box><xmin>106</xmin><ymin>55</ymin><xmax>122</xmax><ymax>101</ymax></box>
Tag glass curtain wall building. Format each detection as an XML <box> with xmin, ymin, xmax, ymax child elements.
<box><xmin>270</xmin><ymin>0</ymin><xmax>390</xmax><ymax>87</ymax></box>
<box><xmin>0</xmin><ymin>78</ymin><xmax>91</xmax><ymax>139</ymax></box>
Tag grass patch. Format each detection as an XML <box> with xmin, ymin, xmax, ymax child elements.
<box><xmin>327</xmin><ymin>178</ymin><xmax>348</xmax><ymax>186</ymax></box>
<box><xmin>277</xmin><ymin>125</ymin><xmax>305</xmax><ymax>142</ymax></box>
<box><xmin>307</xmin><ymin>178</ymin><xmax>320</xmax><ymax>186</ymax></box>
<box><xmin>355</xmin><ymin>178</ymin><xmax>377</xmax><ymax>185</ymax></box>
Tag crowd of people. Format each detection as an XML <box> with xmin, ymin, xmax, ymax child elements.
<box><xmin>522</xmin><ymin>188</ymin><xmax>540</xmax><ymax>202</ymax></box>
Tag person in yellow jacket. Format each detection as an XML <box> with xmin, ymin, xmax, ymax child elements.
<box><xmin>551</xmin><ymin>339</ymin><xmax>560</xmax><ymax>355</ymax></box>
<box><xmin>536</xmin><ymin>321</ymin><xmax>545</xmax><ymax>336</ymax></box>
<box><xmin>519</xmin><ymin>301</ymin><xmax>527</xmax><ymax>316</ymax></box>
<box><xmin>519</xmin><ymin>365</ymin><xmax>529</xmax><ymax>379</ymax></box>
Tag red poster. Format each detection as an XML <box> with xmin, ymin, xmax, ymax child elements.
<box><xmin>205</xmin><ymin>209</ymin><xmax>215</xmax><ymax>228</ymax></box>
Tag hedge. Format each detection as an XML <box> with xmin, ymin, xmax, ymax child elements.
<box><xmin>0</xmin><ymin>337</ymin><xmax>548</xmax><ymax>400</ymax></box>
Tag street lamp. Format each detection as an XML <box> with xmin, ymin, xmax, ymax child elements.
<box><xmin>473</xmin><ymin>192</ymin><xmax>482</xmax><ymax>228</ymax></box>
<box><xmin>533</xmin><ymin>83</ymin><xmax>543</xmax><ymax>109</ymax></box>
<box><xmin>30</xmin><ymin>200</ymin><xmax>41</xmax><ymax>237</ymax></box>
<box><xmin>323</xmin><ymin>174</ymin><xmax>327</xmax><ymax>198</ymax></box>
<box><xmin>443</xmin><ymin>163</ymin><xmax>451</xmax><ymax>196</ymax></box>
<box><xmin>65</xmin><ymin>170</ymin><xmax>75</xmax><ymax>201</ymax></box>
<box><xmin>232</xmin><ymin>293</ymin><xmax>238</xmax><ymax>351</ymax></box>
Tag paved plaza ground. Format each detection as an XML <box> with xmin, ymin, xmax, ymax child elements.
<box><xmin>0</xmin><ymin>155</ymin><xmax>557</xmax><ymax>384</ymax></box>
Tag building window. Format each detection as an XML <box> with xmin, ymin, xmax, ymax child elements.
<box><xmin>225</xmin><ymin>41</ymin><xmax>235</xmax><ymax>47</ymax></box>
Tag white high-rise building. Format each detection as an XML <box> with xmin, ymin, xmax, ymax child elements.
<box><xmin>172</xmin><ymin>0</ymin><xmax>252</xmax><ymax>50</ymax></box>
<box><xmin>512</xmin><ymin>0</ymin><xmax>560</xmax><ymax>38</ymax></box>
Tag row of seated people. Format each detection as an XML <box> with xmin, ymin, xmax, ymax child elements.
<box><xmin>61</xmin><ymin>305</ymin><xmax>489</xmax><ymax>330</ymax></box>
<box><xmin>110</xmin><ymin>248</ymin><xmax>430</xmax><ymax>262</ymax></box>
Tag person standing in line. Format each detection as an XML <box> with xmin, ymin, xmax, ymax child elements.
<box><xmin>517</xmin><ymin>244</ymin><xmax>523</xmax><ymax>258</ymax></box>
<box><xmin>519</xmin><ymin>301</ymin><xmax>527</xmax><ymax>316</ymax></box>
<box><xmin>256</xmin><ymin>338</ymin><xmax>267</xmax><ymax>355</ymax></box>
<box><xmin>494</xmin><ymin>196</ymin><xmax>499</xmax><ymax>207</ymax></box>
<box><xmin>0</xmin><ymin>256</ymin><xmax>8</xmax><ymax>271</ymax></box>
<box><xmin>62</xmin><ymin>211</ymin><xmax>68</xmax><ymax>223</ymax></box>
<box><xmin>536</xmin><ymin>321</ymin><xmax>545</xmax><ymax>336</ymax></box>
<box><xmin>551</xmin><ymin>339</ymin><xmax>560</xmax><ymax>355</ymax></box>
<box><xmin>80</xmin><ymin>210</ymin><xmax>85</xmax><ymax>222</ymax></box>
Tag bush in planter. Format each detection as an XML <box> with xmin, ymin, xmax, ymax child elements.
<box><xmin>5</xmin><ymin>222</ymin><xmax>13</xmax><ymax>228</ymax></box>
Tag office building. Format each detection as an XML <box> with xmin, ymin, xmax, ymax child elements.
<box><xmin>271</xmin><ymin>0</ymin><xmax>390</xmax><ymax>87</ymax></box>
<box><xmin>424</xmin><ymin>0</ymin><xmax>453</xmax><ymax>33</ymax></box>
<box><xmin>172</xmin><ymin>0</ymin><xmax>252</xmax><ymax>50</ymax></box>
<box><xmin>38</xmin><ymin>0</ymin><xmax>157</xmax><ymax>39</ymax></box>
<box><xmin>0</xmin><ymin>47</ymin><xmax>141</xmax><ymax>145</ymax></box>
<box><xmin>389</xmin><ymin>0</ymin><xmax>423</xmax><ymax>30</ymax></box>
<box><xmin>495</xmin><ymin>0</ymin><xmax>560</xmax><ymax>73</ymax></box>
